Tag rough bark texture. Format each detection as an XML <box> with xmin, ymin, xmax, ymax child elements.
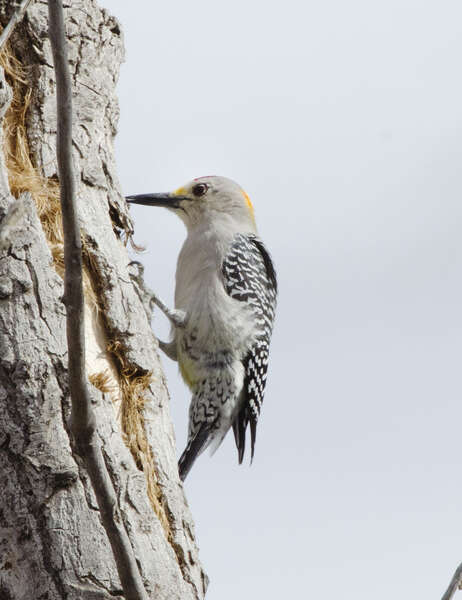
<box><xmin>0</xmin><ymin>1</ymin><xmax>206</xmax><ymax>598</ymax></box>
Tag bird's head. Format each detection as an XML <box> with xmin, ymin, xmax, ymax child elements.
<box><xmin>126</xmin><ymin>176</ymin><xmax>256</xmax><ymax>232</ymax></box>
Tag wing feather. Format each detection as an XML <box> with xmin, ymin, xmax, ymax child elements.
<box><xmin>222</xmin><ymin>234</ymin><xmax>277</xmax><ymax>462</ymax></box>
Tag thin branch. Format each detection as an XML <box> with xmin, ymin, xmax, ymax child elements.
<box><xmin>442</xmin><ymin>563</ymin><xmax>462</xmax><ymax>600</ymax></box>
<box><xmin>47</xmin><ymin>2</ymin><xmax>148</xmax><ymax>598</ymax></box>
<box><xmin>0</xmin><ymin>0</ymin><xmax>33</xmax><ymax>52</ymax></box>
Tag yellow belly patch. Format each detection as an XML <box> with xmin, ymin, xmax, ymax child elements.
<box><xmin>179</xmin><ymin>356</ymin><xmax>198</xmax><ymax>390</ymax></box>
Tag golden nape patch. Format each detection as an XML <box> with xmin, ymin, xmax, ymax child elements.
<box><xmin>242</xmin><ymin>190</ymin><xmax>255</xmax><ymax>223</ymax></box>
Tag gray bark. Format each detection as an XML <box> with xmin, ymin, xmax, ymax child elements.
<box><xmin>0</xmin><ymin>1</ymin><xmax>206</xmax><ymax>598</ymax></box>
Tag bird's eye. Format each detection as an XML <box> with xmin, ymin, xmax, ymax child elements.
<box><xmin>192</xmin><ymin>183</ymin><xmax>208</xmax><ymax>197</ymax></box>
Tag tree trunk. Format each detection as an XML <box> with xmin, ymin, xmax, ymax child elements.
<box><xmin>0</xmin><ymin>1</ymin><xmax>206</xmax><ymax>598</ymax></box>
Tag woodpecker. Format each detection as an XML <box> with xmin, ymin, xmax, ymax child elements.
<box><xmin>126</xmin><ymin>176</ymin><xmax>277</xmax><ymax>480</ymax></box>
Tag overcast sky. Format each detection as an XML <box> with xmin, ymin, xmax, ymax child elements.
<box><xmin>101</xmin><ymin>1</ymin><xmax>462</xmax><ymax>598</ymax></box>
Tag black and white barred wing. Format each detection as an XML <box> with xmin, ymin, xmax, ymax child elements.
<box><xmin>222</xmin><ymin>233</ymin><xmax>277</xmax><ymax>463</ymax></box>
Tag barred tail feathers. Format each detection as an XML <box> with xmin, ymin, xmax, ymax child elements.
<box><xmin>179</xmin><ymin>367</ymin><xmax>245</xmax><ymax>478</ymax></box>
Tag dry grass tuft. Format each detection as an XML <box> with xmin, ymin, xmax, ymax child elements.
<box><xmin>107</xmin><ymin>340</ymin><xmax>172</xmax><ymax>538</ymax></box>
<box><xmin>1</xmin><ymin>45</ymin><xmax>63</xmax><ymax>246</ymax></box>
<box><xmin>89</xmin><ymin>369</ymin><xmax>118</xmax><ymax>395</ymax></box>
<box><xmin>0</xmin><ymin>44</ymin><xmax>97</xmax><ymax>308</ymax></box>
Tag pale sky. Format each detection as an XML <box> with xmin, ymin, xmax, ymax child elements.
<box><xmin>101</xmin><ymin>1</ymin><xmax>462</xmax><ymax>598</ymax></box>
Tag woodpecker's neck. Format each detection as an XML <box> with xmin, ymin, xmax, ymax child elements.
<box><xmin>186</xmin><ymin>211</ymin><xmax>256</xmax><ymax>238</ymax></box>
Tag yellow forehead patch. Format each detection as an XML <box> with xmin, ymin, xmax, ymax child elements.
<box><xmin>242</xmin><ymin>190</ymin><xmax>255</xmax><ymax>223</ymax></box>
<box><xmin>173</xmin><ymin>185</ymin><xmax>187</xmax><ymax>196</ymax></box>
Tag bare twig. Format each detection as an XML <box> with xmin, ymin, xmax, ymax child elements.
<box><xmin>47</xmin><ymin>2</ymin><xmax>148</xmax><ymax>598</ymax></box>
<box><xmin>442</xmin><ymin>563</ymin><xmax>462</xmax><ymax>600</ymax></box>
<box><xmin>0</xmin><ymin>0</ymin><xmax>33</xmax><ymax>51</ymax></box>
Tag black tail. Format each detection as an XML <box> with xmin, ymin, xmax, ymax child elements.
<box><xmin>232</xmin><ymin>405</ymin><xmax>257</xmax><ymax>464</ymax></box>
<box><xmin>178</xmin><ymin>423</ymin><xmax>212</xmax><ymax>481</ymax></box>
<box><xmin>232</xmin><ymin>406</ymin><xmax>248</xmax><ymax>464</ymax></box>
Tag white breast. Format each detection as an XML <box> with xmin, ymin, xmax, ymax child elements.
<box><xmin>174</xmin><ymin>222</ymin><xmax>256</xmax><ymax>359</ymax></box>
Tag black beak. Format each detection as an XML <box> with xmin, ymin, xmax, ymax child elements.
<box><xmin>126</xmin><ymin>193</ymin><xmax>188</xmax><ymax>209</ymax></box>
